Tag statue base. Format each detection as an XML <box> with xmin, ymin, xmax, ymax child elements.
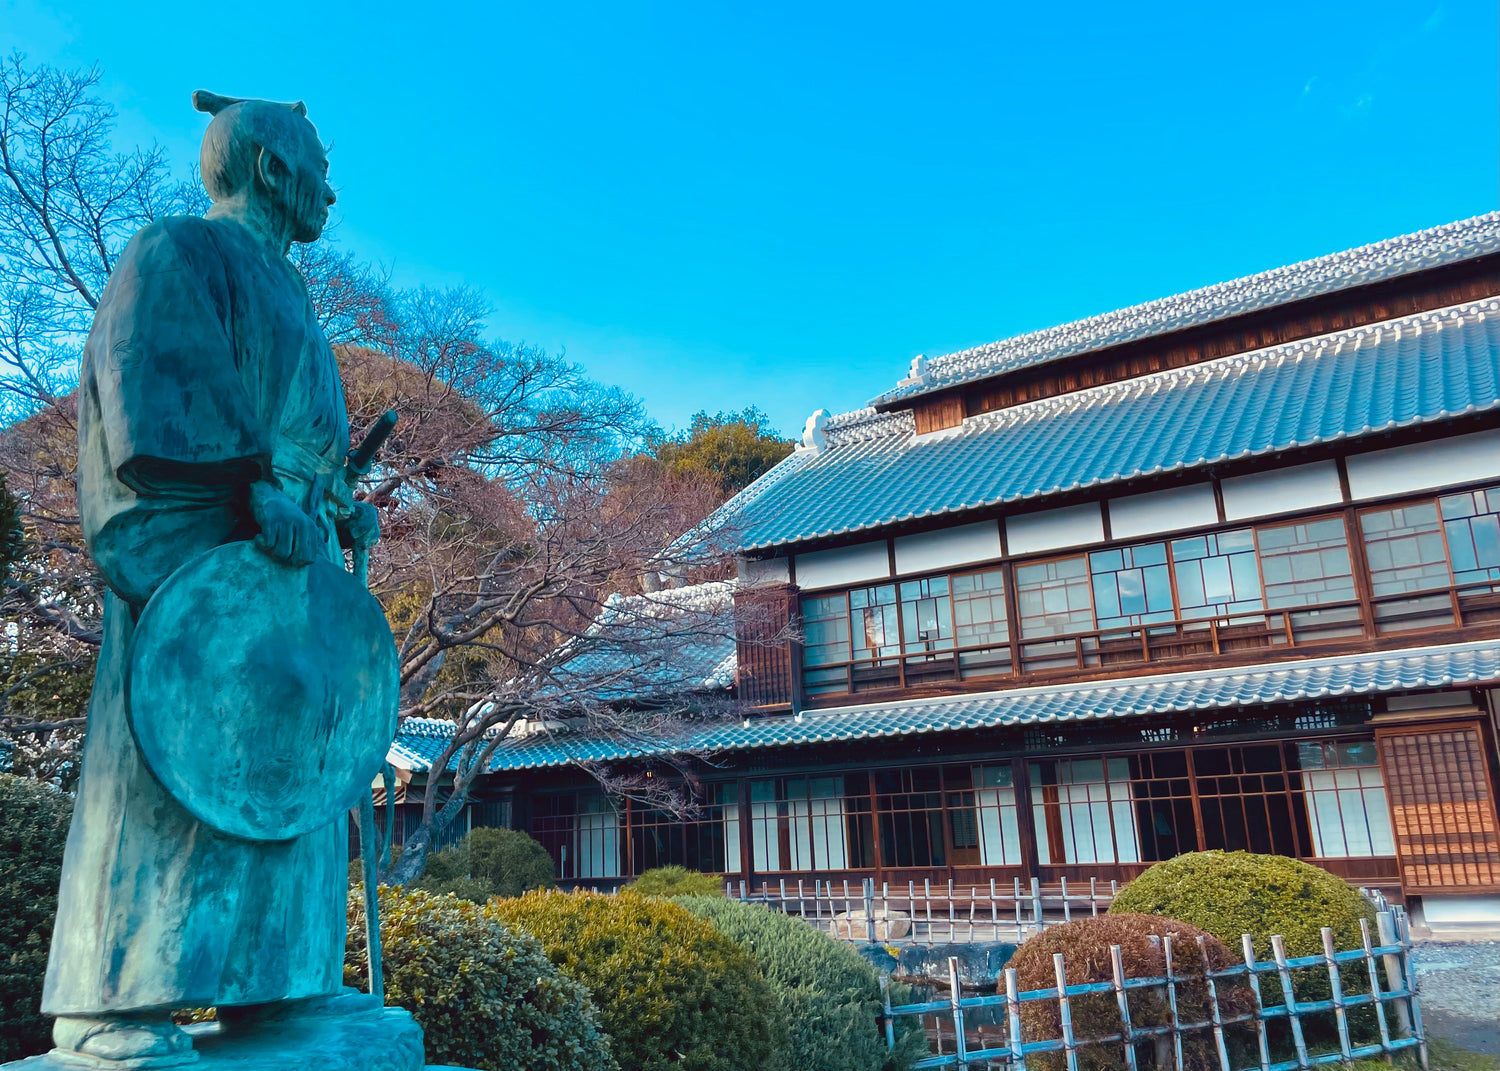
<box><xmin>1</xmin><ymin>1006</ymin><xmax>471</xmax><ymax>1071</ymax></box>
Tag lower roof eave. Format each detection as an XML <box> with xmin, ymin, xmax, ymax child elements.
<box><xmin>465</xmin><ymin>638</ymin><xmax>1500</xmax><ymax>773</ymax></box>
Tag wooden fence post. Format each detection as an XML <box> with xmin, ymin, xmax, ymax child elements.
<box><xmin>1241</xmin><ymin>934</ymin><xmax>1272</xmax><ymax>1071</ymax></box>
<box><xmin>1271</xmin><ymin>935</ymin><xmax>1309</xmax><ymax>1070</ymax></box>
<box><xmin>1109</xmin><ymin>944</ymin><xmax>1139</xmax><ymax>1071</ymax></box>
<box><xmin>949</xmin><ymin>956</ymin><xmax>968</xmax><ymax>1068</ymax></box>
<box><xmin>1196</xmin><ymin>936</ymin><xmax>1232</xmax><ymax>1071</ymax></box>
<box><xmin>1005</xmin><ymin>966</ymin><xmax>1028</xmax><ymax>1071</ymax></box>
<box><xmin>1054</xmin><ymin>952</ymin><xmax>1079</xmax><ymax>1071</ymax></box>
<box><xmin>1320</xmin><ymin>926</ymin><xmax>1353</xmax><ymax>1061</ymax></box>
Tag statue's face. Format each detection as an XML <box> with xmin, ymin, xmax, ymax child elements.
<box><xmin>274</xmin><ymin>119</ymin><xmax>336</xmax><ymax>245</ymax></box>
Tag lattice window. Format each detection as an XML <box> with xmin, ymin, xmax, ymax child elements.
<box><xmin>1377</xmin><ymin>724</ymin><xmax>1500</xmax><ymax>892</ymax></box>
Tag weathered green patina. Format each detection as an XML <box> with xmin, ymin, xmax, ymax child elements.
<box><xmin>10</xmin><ymin>91</ymin><xmax>418</xmax><ymax>1070</ymax></box>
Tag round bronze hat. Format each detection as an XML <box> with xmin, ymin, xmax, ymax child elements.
<box><xmin>127</xmin><ymin>540</ymin><xmax>399</xmax><ymax>841</ymax></box>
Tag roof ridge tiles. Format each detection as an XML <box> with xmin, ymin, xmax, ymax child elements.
<box><xmin>873</xmin><ymin>212</ymin><xmax>1500</xmax><ymax>406</ymax></box>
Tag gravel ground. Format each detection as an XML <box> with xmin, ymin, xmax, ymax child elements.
<box><xmin>1411</xmin><ymin>942</ymin><xmax>1500</xmax><ymax>1056</ymax></box>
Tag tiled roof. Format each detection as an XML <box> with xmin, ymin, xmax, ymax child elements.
<box><xmin>387</xmin><ymin>640</ymin><xmax>1500</xmax><ymax>772</ymax></box>
<box><xmin>874</xmin><ymin>212</ymin><xmax>1500</xmax><ymax>407</ymax></box>
<box><xmin>550</xmin><ymin>580</ymin><xmax>737</xmax><ymax>700</ymax></box>
<box><xmin>714</xmin><ymin>297</ymin><xmax>1499</xmax><ymax>551</ymax></box>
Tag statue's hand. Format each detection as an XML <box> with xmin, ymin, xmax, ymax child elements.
<box><xmin>248</xmin><ymin>481</ymin><xmax>319</xmax><ymax>567</ymax></box>
<box><xmin>340</xmin><ymin>500</ymin><xmax>380</xmax><ymax>555</ymax></box>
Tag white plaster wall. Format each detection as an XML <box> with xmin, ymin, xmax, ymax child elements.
<box><xmin>1004</xmin><ymin>503</ymin><xmax>1105</xmax><ymax>556</ymax></box>
<box><xmin>738</xmin><ymin>555</ymin><xmax>791</xmax><ymax>587</ymax></box>
<box><xmin>1345</xmin><ymin>430</ymin><xmax>1500</xmax><ymax>501</ymax></box>
<box><xmin>1221</xmin><ymin>461</ymin><xmax>1343</xmax><ymax>521</ymax></box>
<box><xmin>793</xmin><ymin>540</ymin><xmax>891</xmax><ymax>591</ymax></box>
<box><xmin>1422</xmin><ymin>896</ymin><xmax>1500</xmax><ymax>924</ymax></box>
<box><xmin>894</xmin><ymin>521</ymin><xmax>1002</xmax><ymax>575</ymax></box>
<box><xmin>1108</xmin><ymin>484</ymin><xmax>1218</xmax><ymax>540</ymax></box>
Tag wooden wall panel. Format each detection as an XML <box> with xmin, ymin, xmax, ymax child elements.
<box><xmin>734</xmin><ymin>584</ymin><xmax>796</xmax><ymax>710</ymax></box>
<box><xmin>914</xmin><ymin>396</ymin><xmax>965</xmax><ymax>435</ymax></box>
<box><xmin>1375</xmin><ymin>720</ymin><xmax>1500</xmax><ymax>894</ymax></box>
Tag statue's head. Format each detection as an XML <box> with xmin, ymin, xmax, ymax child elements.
<box><xmin>193</xmin><ymin>90</ymin><xmax>335</xmax><ymax>244</ymax></box>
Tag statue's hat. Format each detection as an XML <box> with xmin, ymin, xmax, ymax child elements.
<box><xmin>128</xmin><ymin>542</ymin><xmax>399</xmax><ymax>842</ymax></box>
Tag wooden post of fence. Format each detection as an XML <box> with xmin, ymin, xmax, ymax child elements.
<box><xmin>1195</xmin><ymin>936</ymin><xmax>1232</xmax><ymax>1071</ymax></box>
<box><xmin>1014</xmin><ymin>877</ymin><xmax>1024</xmax><ymax>935</ymax></box>
<box><xmin>1060</xmin><ymin>877</ymin><xmax>1072</xmax><ymax>923</ymax></box>
<box><xmin>1358</xmin><ymin>916</ymin><xmax>1396</xmax><ymax>1049</ymax></box>
<box><xmin>1271</xmin><ymin>935</ymin><xmax>1310</xmax><ymax>1070</ymax></box>
<box><xmin>1005</xmin><ymin>966</ymin><xmax>1028</xmax><ymax>1071</ymax></box>
<box><xmin>1321</xmin><ymin>926</ymin><xmax>1354</xmax><ymax>1062</ymax></box>
<box><xmin>1394</xmin><ymin>911</ymin><xmax>1429</xmax><ymax>1071</ymax></box>
<box><xmin>1090</xmin><ymin>877</ymin><xmax>1099</xmax><ymax>917</ymax></box>
<box><xmin>949</xmin><ymin>956</ymin><xmax>969</xmax><ymax>1068</ymax></box>
<box><xmin>739</xmin><ymin>879</ymin><xmax>747</xmax><ymax>899</ymax></box>
<box><xmin>1240</xmin><ymin>934</ymin><xmax>1272</xmax><ymax>1071</ymax></box>
<box><xmin>865</xmin><ymin>877</ymin><xmax>878</xmax><ymax>945</ymax></box>
<box><xmin>1375</xmin><ymin>910</ymin><xmax>1413</xmax><ymax>1037</ymax></box>
<box><xmin>1109</xmin><ymin>944</ymin><xmax>1139</xmax><ymax>1071</ymax></box>
<box><xmin>1053</xmin><ymin>953</ymin><xmax>1079</xmax><ymax>1071</ymax></box>
<box><xmin>1031</xmin><ymin>876</ymin><xmax>1045</xmax><ymax>937</ymax></box>
<box><xmin>1164</xmin><ymin>934</ymin><xmax>1185</xmax><ymax>1071</ymax></box>
<box><xmin>948</xmin><ymin>878</ymin><xmax>957</xmax><ymax>942</ymax></box>
<box><xmin>879</xmin><ymin>971</ymin><xmax>896</xmax><ymax>1050</ymax></box>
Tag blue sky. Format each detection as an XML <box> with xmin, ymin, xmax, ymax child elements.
<box><xmin>4</xmin><ymin>0</ymin><xmax>1496</xmax><ymax>437</ymax></box>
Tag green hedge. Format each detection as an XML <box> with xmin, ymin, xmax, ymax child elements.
<box><xmin>0</xmin><ymin>774</ymin><xmax>72</xmax><ymax>1061</ymax></box>
<box><xmin>1008</xmin><ymin>914</ymin><xmax>1249</xmax><ymax>1071</ymax></box>
<box><xmin>1109</xmin><ymin>851</ymin><xmax>1376</xmax><ymax>1003</ymax></box>
<box><xmin>346</xmin><ymin>886</ymin><xmax>614</xmax><ymax>1071</ymax></box>
<box><xmin>630</xmin><ymin>864</ymin><xmax>725</xmax><ymax>898</ymax></box>
<box><xmin>675</xmin><ymin>895</ymin><xmax>924</xmax><ymax>1071</ymax></box>
<box><xmin>492</xmin><ymin>889</ymin><xmax>783</xmax><ymax>1071</ymax></box>
<box><xmin>414</xmin><ymin>826</ymin><xmax>557</xmax><ymax>902</ymax></box>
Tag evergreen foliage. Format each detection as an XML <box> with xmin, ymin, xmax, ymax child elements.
<box><xmin>630</xmin><ymin>864</ymin><xmax>725</xmax><ymax>897</ymax></box>
<box><xmin>1007</xmin><ymin>913</ymin><xmax>1250</xmax><ymax>1071</ymax></box>
<box><xmin>492</xmin><ymin>889</ymin><xmax>784</xmax><ymax>1071</ymax></box>
<box><xmin>345</xmin><ymin>885</ymin><xmax>615</xmax><ymax>1071</ymax></box>
<box><xmin>0</xmin><ymin>773</ymin><xmax>73</xmax><ymax>1061</ymax></box>
<box><xmin>413</xmin><ymin>826</ymin><xmax>557</xmax><ymax>901</ymax></box>
<box><xmin>675</xmin><ymin>894</ymin><xmax>926</xmax><ymax>1071</ymax></box>
<box><xmin>651</xmin><ymin>407</ymin><xmax>794</xmax><ymax>494</ymax></box>
<box><xmin>1109</xmin><ymin>850</ymin><xmax>1376</xmax><ymax>1002</ymax></box>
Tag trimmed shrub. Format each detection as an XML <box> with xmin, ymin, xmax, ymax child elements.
<box><xmin>0</xmin><ymin>773</ymin><xmax>72</xmax><ymax>1061</ymax></box>
<box><xmin>1007</xmin><ymin>914</ymin><xmax>1250</xmax><ymax>1071</ymax></box>
<box><xmin>414</xmin><ymin>826</ymin><xmax>557</xmax><ymax>901</ymax></box>
<box><xmin>346</xmin><ymin>886</ymin><xmax>614</xmax><ymax>1071</ymax></box>
<box><xmin>675</xmin><ymin>894</ymin><xmax>926</xmax><ymax>1071</ymax></box>
<box><xmin>492</xmin><ymin>889</ymin><xmax>784</xmax><ymax>1071</ymax></box>
<box><xmin>1109</xmin><ymin>851</ymin><xmax>1376</xmax><ymax>1003</ymax></box>
<box><xmin>630</xmin><ymin>864</ymin><xmax>725</xmax><ymax>898</ymax></box>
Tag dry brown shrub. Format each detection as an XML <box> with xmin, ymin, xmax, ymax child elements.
<box><xmin>1006</xmin><ymin>913</ymin><xmax>1251</xmax><ymax>1071</ymax></box>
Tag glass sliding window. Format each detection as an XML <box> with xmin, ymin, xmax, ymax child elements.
<box><xmin>849</xmin><ymin>584</ymin><xmax>900</xmax><ymax>690</ymax></box>
<box><xmin>1088</xmin><ymin>542</ymin><xmax>1174</xmax><ymax>630</ymax></box>
<box><xmin>574</xmin><ymin>795</ymin><xmax>622</xmax><ymax>879</ymax></box>
<box><xmin>900</xmin><ymin>575</ymin><xmax>955</xmax><ymax>684</ymax></box>
<box><xmin>1255</xmin><ymin>517</ymin><xmax>1362</xmax><ymax>642</ymax></box>
<box><xmin>631</xmin><ymin>789</ymin><xmax>739</xmax><ymax>876</ymax></box>
<box><xmin>1170</xmin><ymin>529</ymin><xmax>1264</xmax><ymax>619</ymax></box>
<box><xmin>749</xmin><ymin>776</ymin><xmax>874</xmax><ymax>872</ymax></box>
<box><xmin>801</xmin><ymin>592</ymin><xmax>851</xmax><ymax>695</ymax></box>
<box><xmin>1255</xmin><ymin>518</ymin><xmax>1357</xmax><ymax>607</ymax></box>
<box><xmin>1359</xmin><ymin>502</ymin><xmax>1456</xmax><ymax>632</ymax></box>
<box><xmin>1030</xmin><ymin>758</ymin><xmax>1140</xmax><ymax>865</ymax></box>
<box><xmin>952</xmin><ymin>569</ymin><xmax>1012</xmax><ymax>677</ymax></box>
<box><xmin>875</xmin><ymin>767</ymin><xmax>947</xmax><ymax>869</ymax></box>
<box><xmin>1192</xmin><ymin>745</ymin><xmax>1300</xmax><ymax>857</ymax></box>
<box><xmin>1439</xmin><ymin>486</ymin><xmax>1500</xmax><ymax>588</ymax></box>
<box><xmin>1015</xmin><ymin>556</ymin><xmax>1094</xmax><ymax>637</ymax></box>
<box><xmin>1294</xmin><ymin>740</ymin><xmax>1394</xmax><ymax>858</ymax></box>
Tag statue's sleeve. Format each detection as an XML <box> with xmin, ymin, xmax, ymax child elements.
<box><xmin>90</xmin><ymin>219</ymin><xmax>272</xmax><ymax>496</ymax></box>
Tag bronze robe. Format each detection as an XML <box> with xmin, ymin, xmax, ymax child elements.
<box><xmin>45</xmin><ymin>214</ymin><xmax>351</xmax><ymax>1015</ymax></box>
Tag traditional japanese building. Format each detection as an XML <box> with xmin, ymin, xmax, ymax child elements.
<box><xmin>392</xmin><ymin>214</ymin><xmax>1500</xmax><ymax>921</ymax></box>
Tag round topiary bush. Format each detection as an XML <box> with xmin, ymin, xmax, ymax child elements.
<box><xmin>346</xmin><ymin>886</ymin><xmax>615</xmax><ymax>1071</ymax></box>
<box><xmin>0</xmin><ymin>773</ymin><xmax>72</xmax><ymax>1062</ymax></box>
<box><xmin>630</xmin><ymin>864</ymin><xmax>725</xmax><ymax>898</ymax></box>
<box><xmin>1109</xmin><ymin>851</ymin><xmax>1376</xmax><ymax>1004</ymax></box>
<box><xmin>675</xmin><ymin>894</ymin><xmax>926</xmax><ymax>1071</ymax></box>
<box><xmin>1007</xmin><ymin>914</ymin><xmax>1250</xmax><ymax>1071</ymax></box>
<box><xmin>491</xmin><ymin>889</ymin><xmax>784</xmax><ymax>1071</ymax></box>
<box><xmin>414</xmin><ymin>826</ymin><xmax>558</xmax><ymax>902</ymax></box>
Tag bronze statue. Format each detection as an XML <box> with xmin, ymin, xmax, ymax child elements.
<box><xmin>20</xmin><ymin>92</ymin><xmax>417</xmax><ymax>1069</ymax></box>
